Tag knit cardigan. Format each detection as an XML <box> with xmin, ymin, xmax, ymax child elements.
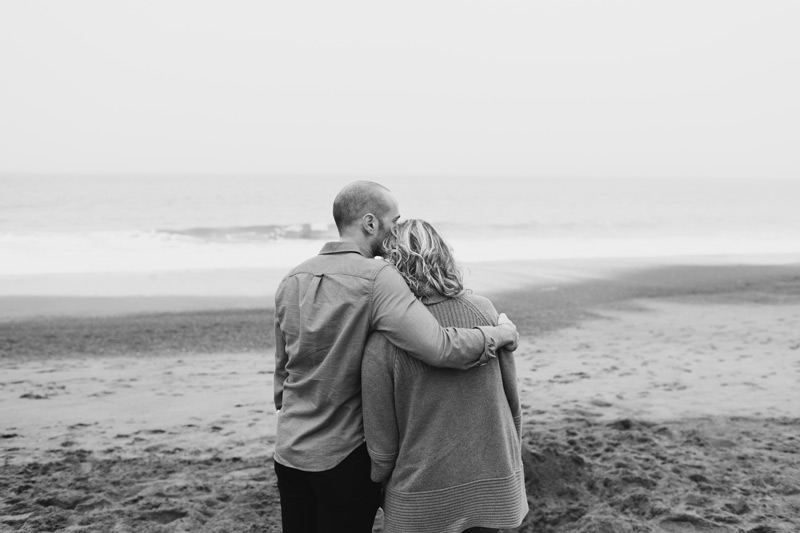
<box><xmin>362</xmin><ymin>293</ymin><xmax>528</xmax><ymax>533</ymax></box>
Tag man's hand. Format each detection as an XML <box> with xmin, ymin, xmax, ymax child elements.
<box><xmin>497</xmin><ymin>313</ymin><xmax>520</xmax><ymax>352</ymax></box>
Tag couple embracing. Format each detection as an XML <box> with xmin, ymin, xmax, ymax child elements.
<box><xmin>273</xmin><ymin>181</ymin><xmax>528</xmax><ymax>533</ymax></box>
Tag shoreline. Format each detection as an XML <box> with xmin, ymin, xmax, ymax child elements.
<box><xmin>1</xmin><ymin>252</ymin><xmax>799</xmax><ymax>320</ymax></box>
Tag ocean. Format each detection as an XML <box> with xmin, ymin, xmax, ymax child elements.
<box><xmin>2</xmin><ymin>175</ymin><xmax>799</xmax><ymax>277</ymax></box>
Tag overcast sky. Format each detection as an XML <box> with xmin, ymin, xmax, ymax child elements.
<box><xmin>1</xmin><ymin>1</ymin><xmax>798</xmax><ymax>178</ymax></box>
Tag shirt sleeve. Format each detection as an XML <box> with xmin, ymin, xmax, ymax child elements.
<box><xmin>371</xmin><ymin>266</ymin><xmax>501</xmax><ymax>370</ymax></box>
<box><xmin>273</xmin><ymin>301</ymin><xmax>288</xmax><ymax>412</ymax></box>
<box><xmin>362</xmin><ymin>332</ymin><xmax>399</xmax><ymax>483</ymax></box>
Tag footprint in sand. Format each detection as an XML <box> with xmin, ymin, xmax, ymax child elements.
<box><xmin>550</xmin><ymin>372</ymin><xmax>591</xmax><ymax>384</ymax></box>
<box><xmin>135</xmin><ymin>429</ymin><xmax>169</xmax><ymax>436</ymax></box>
<box><xmin>20</xmin><ymin>392</ymin><xmax>50</xmax><ymax>400</ymax></box>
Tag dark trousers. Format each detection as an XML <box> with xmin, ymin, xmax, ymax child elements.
<box><xmin>274</xmin><ymin>443</ymin><xmax>381</xmax><ymax>533</ymax></box>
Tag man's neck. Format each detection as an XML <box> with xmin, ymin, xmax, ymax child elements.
<box><xmin>338</xmin><ymin>236</ymin><xmax>374</xmax><ymax>258</ymax></box>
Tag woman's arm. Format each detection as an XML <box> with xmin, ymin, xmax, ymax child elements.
<box><xmin>466</xmin><ymin>293</ymin><xmax>523</xmax><ymax>439</ymax></box>
<box><xmin>499</xmin><ymin>347</ymin><xmax>523</xmax><ymax>439</ymax></box>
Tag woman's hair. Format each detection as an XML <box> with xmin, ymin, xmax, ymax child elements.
<box><xmin>382</xmin><ymin>219</ymin><xmax>465</xmax><ymax>299</ymax></box>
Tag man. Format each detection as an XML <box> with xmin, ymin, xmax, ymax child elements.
<box><xmin>273</xmin><ymin>181</ymin><xmax>520</xmax><ymax>532</ymax></box>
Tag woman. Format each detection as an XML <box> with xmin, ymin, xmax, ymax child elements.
<box><xmin>362</xmin><ymin>219</ymin><xmax>528</xmax><ymax>533</ymax></box>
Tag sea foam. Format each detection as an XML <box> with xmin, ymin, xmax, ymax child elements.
<box><xmin>3</xmin><ymin>175</ymin><xmax>800</xmax><ymax>276</ymax></box>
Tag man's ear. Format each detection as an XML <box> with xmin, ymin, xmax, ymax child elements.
<box><xmin>361</xmin><ymin>213</ymin><xmax>377</xmax><ymax>235</ymax></box>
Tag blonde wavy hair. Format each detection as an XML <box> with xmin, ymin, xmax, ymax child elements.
<box><xmin>382</xmin><ymin>219</ymin><xmax>465</xmax><ymax>299</ymax></box>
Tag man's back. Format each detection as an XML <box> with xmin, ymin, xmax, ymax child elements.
<box><xmin>274</xmin><ymin>242</ymin><xmax>390</xmax><ymax>471</ymax></box>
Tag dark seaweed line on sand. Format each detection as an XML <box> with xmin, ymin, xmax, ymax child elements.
<box><xmin>2</xmin><ymin>263</ymin><xmax>799</xmax><ymax>360</ymax></box>
<box><xmin>0</xmin><ymin>309</ymin><xmax>274</xmax><ymax>360</ymax></box>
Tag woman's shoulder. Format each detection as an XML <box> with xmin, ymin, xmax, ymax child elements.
<box><xmin>458</xmin><ymin>292</ymin><xmax>499</xmax><ymax>324</ymax></box>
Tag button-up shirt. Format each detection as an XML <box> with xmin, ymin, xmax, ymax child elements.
<box><xmin>273</xmin><ymin>241</ymin><xmax>500</xmax><ymax>471</ymax></box>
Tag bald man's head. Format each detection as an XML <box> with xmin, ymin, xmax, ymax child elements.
<box><xmin>332</xmin><ymin>181</ymin><xmax>394</xmax><ymax>235</ymax></box>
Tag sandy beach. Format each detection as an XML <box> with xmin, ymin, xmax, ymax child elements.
<box><xmin>1</xmin><ymin>259</ymin><xmax>799</xmax><ymax>532</ymax></box>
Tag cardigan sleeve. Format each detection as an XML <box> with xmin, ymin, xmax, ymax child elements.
<box><xmin>362</xmin><ymin>331</ymin><xmax>400</xmax><ymax>483</ymax></box>
<box><xmin>499</xmin><ymin>347</ymin><xmax>523</xmax><ymax>439</ymax></box>
<box><xmin>466</xmin><ymin>294</ymin><xmax>523</xmax><ymax>439</ymax></box>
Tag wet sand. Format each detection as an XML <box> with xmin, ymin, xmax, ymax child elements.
<box><xmin>1</xmin><ymin>260</ymin><xmax>799</xmax><ymax>532</ymax></box>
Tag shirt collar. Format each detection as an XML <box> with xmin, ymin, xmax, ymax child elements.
<box><xmin>319</xmin><ymin>241</ymin><xmax>373</xmax><ymax>258</ymax></box>
<box><xmin>318</xmin><ymin>242</ymin><xmax>453</xmax><ymax>304</ymax></box>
